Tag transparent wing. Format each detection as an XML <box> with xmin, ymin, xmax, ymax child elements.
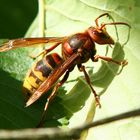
<box><xmin>0</xmin><ymin>37</ymin><xmax>67</xmax><ymax>52</ymax></box>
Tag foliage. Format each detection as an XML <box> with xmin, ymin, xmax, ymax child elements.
<box><xmin>0</xmin><ymin>0</ymin><xmax>140</xmax><ymax>140</ymax></box>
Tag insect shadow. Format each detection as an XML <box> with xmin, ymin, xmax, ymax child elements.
<box><xmin>66</xmin><ymin>41</ymin><xmax>126</xmax><ymax>95</ymax></box>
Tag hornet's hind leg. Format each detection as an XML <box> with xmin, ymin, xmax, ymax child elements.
<box><xmin>37</xmin><ymin>70</ymin><xmax>70</xmax><ymax>127</ymax></box>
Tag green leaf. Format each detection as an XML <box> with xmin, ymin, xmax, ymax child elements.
<box><xmin>0</xmin><ymin>0</ymin><xmax>37</xmax><ymax>38</ymax></box>
<box><xmin>0</xmin><ymin>0</ymin><xmax>140</xmax><ymax>140</ymax></box>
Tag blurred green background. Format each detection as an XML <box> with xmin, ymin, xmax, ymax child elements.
<box><xmin>0</xmin><ymin>0</ymin><xmax>38</xmax><ymax>38</ymax></box>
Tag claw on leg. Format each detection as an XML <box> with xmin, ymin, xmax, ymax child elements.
<box><xmin>117</xmin><ymin>59</ymin><xmax>128</xmax><ymax>75</ymax></box>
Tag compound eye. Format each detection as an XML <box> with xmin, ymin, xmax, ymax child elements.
<box><xmin>97</xmin><ymin>30</ymin><xmax>110</xmax><ymax>40</ymax></box>
<box><xmin>87</xmin><ymin>27</ymin><xmax>114</xmax><ymax>45</ymax></box>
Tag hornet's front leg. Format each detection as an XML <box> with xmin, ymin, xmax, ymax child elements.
<box><xmin>92</xmin><ymin>55</ymin><xmax>128</xmax><ymax>74</ymax></box>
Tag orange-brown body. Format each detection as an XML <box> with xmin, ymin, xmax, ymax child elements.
<box><xmin>0</xmin><ymin>13</ymin><xmax>130</xmax><ymax>126</ymax></box>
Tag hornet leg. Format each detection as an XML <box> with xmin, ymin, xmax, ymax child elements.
<box><xmin>37</xmin><ymin>70</ymin><xmax>70</xmax><ymax>127</ymax></box>
<box><xmin>93</xmin><ymin>55</ymin><xmax>128</xmax><ymax>75</ymax></box>
<box><xmin>78</xmin><ymin>64</ymin><xmax>101</xmax><ymax>108</ymax></box>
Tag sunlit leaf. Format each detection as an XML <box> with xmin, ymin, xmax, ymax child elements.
<box><xmin>0</xmin><ymin>1</ymin><xmax>140</xmax><ymax>140</ymax></box>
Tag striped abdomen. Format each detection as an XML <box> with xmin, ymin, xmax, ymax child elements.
<box><xmin>23</xmin><ymin>53</ymin><xmax>64</xmax><ymax>100</ymax></box>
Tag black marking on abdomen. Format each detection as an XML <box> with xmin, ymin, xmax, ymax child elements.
<box><xmin>45</xmin><ymin>55</ymin><xmax>57</xmax><ymax>68</ymax></box>
<box><xmin>34</xmin><ymin>59</ymin><xmax>52</xmax><ymax>77</ymax></box>
<box><xmin>29</xmin><ymin>70</ymin><xmax>43</xmax><ymax>85</ymax></box>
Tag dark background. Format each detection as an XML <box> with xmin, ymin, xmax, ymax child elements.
<box><xmin>0</xmin><ymin>0</ymin><xmax>38</xmax><ymax>38</ymax></box>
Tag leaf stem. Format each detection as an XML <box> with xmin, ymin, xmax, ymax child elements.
<box><xmin>80</xmin><ymin>98</ymin><xmax>96</xmax><ymax>140</ymax></box>
<box><xmin>38</xmin><ymin>0</ymin><xmax>46</xmax><ymax>37</ymax></box>
<box><xmin>0</xmin><ymin>108</ymin><xmax>140</xmax><ymax>140</ymax></box>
